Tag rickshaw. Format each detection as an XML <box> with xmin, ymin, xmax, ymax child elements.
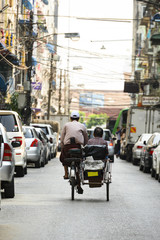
<box><xmin>65</xmin><ymin>145</ymin><xmax>112</xmax><ymax>201</ymax></box>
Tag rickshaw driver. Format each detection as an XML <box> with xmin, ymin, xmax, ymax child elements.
<box><xmin>60</xmin><ymin>110</ymin><xmax>88</xmax><ymax>194</ymax></box>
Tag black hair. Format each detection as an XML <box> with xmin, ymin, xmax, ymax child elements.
<box><xmin>93</xmin><ymin>127</ymin><xmax>103</xmax><ymax>137</ymax></box>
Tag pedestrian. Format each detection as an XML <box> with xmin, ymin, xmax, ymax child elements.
<box><xmin>115</xmin><ymin>127</ymin><xmax>121</xmax><ymax>158</ymax></box>
<box><xmin>59</xmin><ymin>110</ymin><xmax>88</xmax><ymax>194</ymax></box>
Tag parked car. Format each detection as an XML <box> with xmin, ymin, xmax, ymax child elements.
<box><xmin>35</xmin><ymin>128</ymin><xmax>49</xmax><ymax>165</ymax></box>
<box><xmin>151</xmin><ymin>141</ymin><xmax>160</xmax><ymax>181</ymax></box>
<box><xmin>87</xmin><ymin>128</ymin><xmax>114</xmax><ymax>161</ymax></box>
<box><xmin>30</xmin><ymin>123</ymin><xmax>57</xmax><ymax>159</ymax></box>
<box><xmin>139</xmin><ymin>132</ymin><xmax>160</xmax><ymax>173</ymax></box>
<box><xmin>23</xmin><ymin>126</ymin><xmax>45</xmax><ymax>168</ymax></box>
<box><xmin>0</xmin><ymin>110</ymin><xmax>27</xmax><ymax>177</ymax></box>
<box><xmin>0</xmin><ymin>132</ymin><xmax>2</xmax><ymax>207</ymax></box>
<box><xmin>132</xmin><ymin>133</ymin><xmax>152</xmax><ymax>165</ymax></box>
<box><xmin>0</xmin><ymin>123</ymin><xmax>18</xmax><ymax>198</ymax></box>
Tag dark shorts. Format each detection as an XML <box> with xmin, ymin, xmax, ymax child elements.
<box><xmin>60</xmin><ymin>143</ymin><xmax>81</xmax><ymax>166</ymax></box>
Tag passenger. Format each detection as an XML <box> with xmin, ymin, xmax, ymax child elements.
<box><xmin>60</xmin><ymin>110</ymin><xmax>88</xmax><ymax>194</ymax></box>
<box><xmin>87</xmin><ymin>127</ymin><xmax>108</xmax><ymax>156</ymax></box>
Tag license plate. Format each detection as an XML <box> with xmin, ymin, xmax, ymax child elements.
<box><xmin>88</xmin><ymin>172</ymin><xmax>98</xmax><ymax>177</ymax></box>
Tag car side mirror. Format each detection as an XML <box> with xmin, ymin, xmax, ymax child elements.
<box><xmin>143</xmin><ymin>140</ymin><xmax>146</xmax><ymax>145</ymax></box>
<box><xmin>12</xmin><ymin>141</ymin><xmax>21</xmax><ymax>148</ymax></box>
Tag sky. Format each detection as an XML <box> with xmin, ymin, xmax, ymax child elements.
<box><xmin>57</xmin><ymin>0</ymin><xmax>133</xmax><ymax>90</ymax></box>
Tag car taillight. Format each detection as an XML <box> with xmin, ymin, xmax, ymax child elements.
<box><xmin>3</xmin><ymin>143</ymin><xmax>12</xmax><ymax>161</ymax></box>
<box><xmin>137</xmin><ymin>146</ymin><xmax>143</xmax><ymax>149</ymax></box>
<box><xmin>109</xmin><ymin>141</ymin><xmax>113</xmax><ymax>146</ymax></box>
<box><xmin>30</xmin><ymin>139</ymin><xmax>38</xmax><ymax>147</ymax></box>
<box><xmin>50</xmin><ymin>137</ymin><xmax>53</xmax><ymax>143</ymax></box>
<box><xmin>14</xmin><ymin>137</ymin><xmax>22</xmax><ymax>146</ymax></box>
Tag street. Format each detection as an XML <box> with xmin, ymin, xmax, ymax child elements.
<box><xmin>1</xmin><ymin>154</ymin><xmax>160</xmax><ymax>240</ymax></box>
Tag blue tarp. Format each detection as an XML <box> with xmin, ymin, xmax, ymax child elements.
<box><xmin>46</xmin><ymin>43</ymin><xmax>55</xmax><ymax>53</ymax></box>
<box><xmin>42</xmin><ymin>0</ymin><xmax>49</xmax><ymax>5</ymax></box>
<box><xmin>152</xmin><ymin>13</ymin><xmax>160</xmax><ymax>22</ymax></box>
<box><xmin>22</xmin><ymin>0</ymin><xmax>33</xmax><ymax>11</ymax></box>
<box><xmin>32</xmin><ymin>57</ymin><xmax>37</xmax><ymax>66</ymax></box>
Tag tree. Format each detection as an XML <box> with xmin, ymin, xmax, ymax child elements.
<box><xmin>79</xmin><ymin>111</ymin><xmax>86</xmax><ymax>124</ymax></box>
<box><xmin>86</xmin><ymin>113</ymin><xmax>108</xmax><ymax>128</ymax></box>
<box><xmin>6</xmin><ymin>92</ymin><xmax>21</xmax><ymax>116</ymax></box>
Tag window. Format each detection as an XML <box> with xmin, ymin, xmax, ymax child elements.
<box><xmin>24</xmin><ymin>128</ymin><xmax>34</xmax><ymax>138</ymax></box>
<box><xmin>0</xmin><ymin>114</ymin><xmax>18</xmax><ymax>132</ymax></box>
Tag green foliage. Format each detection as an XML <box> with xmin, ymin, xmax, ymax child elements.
<box><xmin>79</xmin><ymin>111</ymin><xmax>86</xmax><ymax>124</ymax></box>
<box><xmin>86</xmin><ymin>113</ymin><xmax>108</xmax><ymax>128</ymax></box>
<box><xmin>6</xmin><ymin>92</ymin><xmax>21</xmax><ymax>115</ymax></box>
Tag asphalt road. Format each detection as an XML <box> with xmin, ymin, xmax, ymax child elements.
<box><xmin>1</xmin><ymin>154</ymin><xmax>160</xmax><ymax>240</ymax></box>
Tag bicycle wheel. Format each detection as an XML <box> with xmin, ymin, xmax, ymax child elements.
<box><xmin>106</xmin><ymin>182</ymin><xmax>109</xmax><ymax>201</ymax></box>
<box><xmin>71</xmin><ymin>177</ymin><xmax>75</xmax><ymax>200</ymax></box>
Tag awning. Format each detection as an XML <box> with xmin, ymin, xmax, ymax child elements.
<box><xmin>46</xmin><ymin>43</ymin><xmax>55</xmax><ymax>53</ymax></box>
<box><xmin>152</xmin><ymin>13</ymin><xmax>160</xmax><ymax>22</ymax></box>
<box><xmin>0</xmin><ymin>42</ymin><xmax>20</xmax><ymax>66</ymax></box>
<box><xmin>22</xmin><ymin>0</ymin><xmax>33</xmax><ymax>11</ymax></box>
<box><xmin>32</xmin><ymin>56</ymin><xmax>37</xmax><ymax>66</ymax></box>
<box><xmin>0</xmin><ymin>73</ymin><xmax>7</xmax><ymax>93</ymax></box>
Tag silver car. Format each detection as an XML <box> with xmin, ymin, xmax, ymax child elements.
<box><xmin>87</xmin><ymin>128</ymin><xmax>114</xmax><ymax>161</ymax></box>
<box><xmin>132</xmin><ymin>133</ymin><xmax>152</xmax><ymax>165</ymax></box>
<box><xmin>23</xmin><ymin>126</ymin><xmax>44</xmax><ymax>168</ymax></box>
<box><xmin>35</xmin><ymin>128</ymin><xmax>49</xmax><ymax>165</ymax></box>
<box><xmin>0</xmin><ymin>123</ymin><xmax>16</xmax><ymax>198</ymax></box>
<box><xmin>30</xmin><ymin>123</ymin><xmax>57</xmax><ymax>159</ymax></box>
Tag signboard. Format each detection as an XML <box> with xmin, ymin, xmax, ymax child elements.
<box><xmin>31</xmin><ymin>82</ymin><xmax>42</xmax><ymax>90</ymax></box>
<box><xmin>142</xmin><ymin>96</ymin><xmax>160</xmax><ymax>106</ymax></box>
<box><xmin>79</xmin><ymin>93</ymin><xmax>104</xmax><ymax>107</ymax></box>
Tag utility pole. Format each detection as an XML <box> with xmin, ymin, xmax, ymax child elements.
<box><xmin>58</xmin><ymin>69</ymin><xmax>62</xmax><ymax>114</ymax></box>
<box><xmin>47</xmin><ymin>0</ymin><xmax>59</xmax><ymax>120</ymax></box>
<box><xmin>24</xmin><ymin>10</ymin><xmax>34</xmax><ymax>124</ymax></box>
<box><xmin>64</xmin><ymin>69</ymin><xmax>67</xmax><ymax>114</ymax></box>
<box><xmin>47</xmin><ymin>52</ymin><xmax>53</xmax><ymax>120</ymax></box>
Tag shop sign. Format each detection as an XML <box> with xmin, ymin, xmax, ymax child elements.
<box><xmin>142</xmin><ymin>96</ymin><xmax>160</xmax><ymax>105</ymax></box>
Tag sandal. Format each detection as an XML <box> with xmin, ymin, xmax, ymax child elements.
<box><xmin>63</xmin><ymin>176</ymin><xmax>69</xmax><ymax>180</ymax></box>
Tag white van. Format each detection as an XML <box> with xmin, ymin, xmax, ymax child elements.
<box><xmin>0</xmin><ymin>110</ymin><xmax>27</xmax><ymax>177</ymax></box>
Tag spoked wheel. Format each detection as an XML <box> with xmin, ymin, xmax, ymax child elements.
<box><xmin>71</xmin><ymin>177</ymin><xmax>76</xmax><ymax>200</ymax></box>
<box><xmin>106</xmin><ymin>182</ymin><xmax>109</xmax><ymax>201</ymax></box>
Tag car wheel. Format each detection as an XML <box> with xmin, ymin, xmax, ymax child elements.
<box><xmin>151</xmin><ymin>168</ymin><xmax>155</xmax><ymax>178</ymax></box>
<box><xmin>109</xmin><ymin>155</ymin><xmax>114</xmax><ymax>162</ymax></box>
<box><xmin>24</xmin><ymin>166</ymin><xmax>27</xmax><ymax>175</ymax></box>
<box><xmin>158</xmin><ymin>174</ymin><xmax>160</xmax><ymax>183</ymax></box>
<box><xmin>54</xmin><ymin>149</ymin><xmax>57</xmax><ymax>158</ymax></box>
<box><xmin>139</xmin><ymin>162</ymin><xmax>143</xmax><ymax>171</ymax></box>
<box><xmin>143</xmin><ymin>165</ymin><xmax>150</xmax><ymax>173</ymax></box>
<box><xmin>16</xmin><ymin>166</ymin><xmax>24</xmax><ymax>177</ymax></box>
<box><xmin>155</xmin><ymin>173</ymin><xmax>158</xmax><ymax>180</ymax></box>
<box><xmin>41</xmin><ymin>159</ymin><xmax>45</xmax><ymax>167</ymax></box>
<box><xmin>35</xmin><ymin>158</ymin><xmax>41</xmax><ymax>168</ymax></box>
<box><xmin>4</xmin><ymin>177</ymin><xmax>15</xmax><ymax>198</ymax></box>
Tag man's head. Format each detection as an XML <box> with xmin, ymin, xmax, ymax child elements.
<box><xmin>70</xmin><ymin>110</ymin><xmax>80</xmax><ymax>121</ymax></box>
<box><xmin>93</xmin><ymin>127</ymin><xmax>103</xmax><ymax>138</ymax></box>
